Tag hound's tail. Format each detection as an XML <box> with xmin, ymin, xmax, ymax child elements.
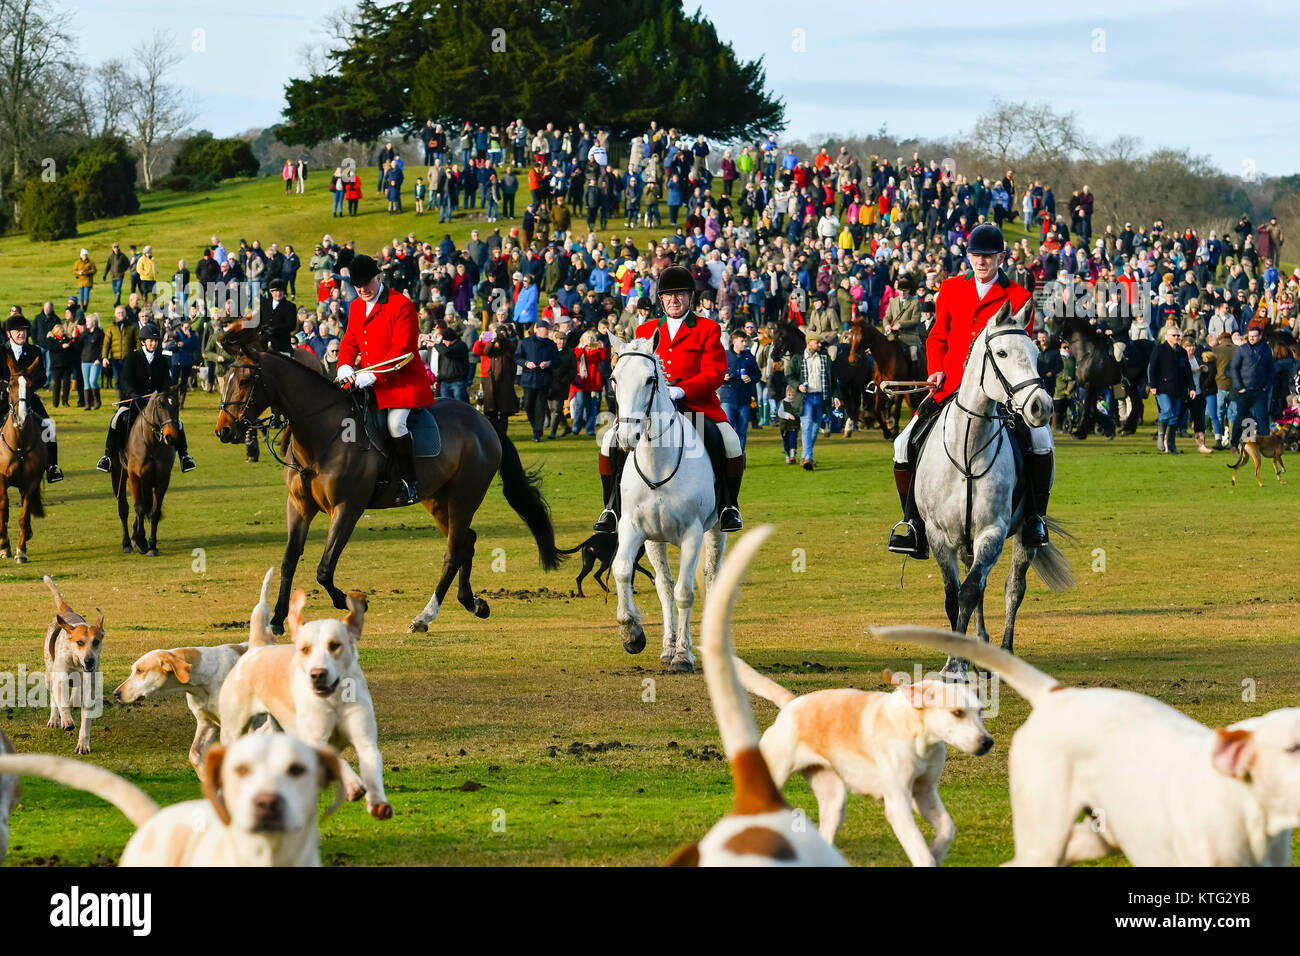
<box><xmin>248</xmin><ymin>568</ymin><xmax>277</xmax><ymax>648</ymax></box>
<box><xmin>42</xmin><ymin>575</ymin><xmax>68</xmax><ymax>613</ymax></box>
<box><xmin>1031</xmin><ymin>519</ymin><xmax>1075</xmax><ymax>593</ymax></box>
<box><xmin>0</xmin><ymin>755</ymin><xmax>159</xmax><ymax>828</ymax></box>
<box><xmin>871</xmin><ymin>625</ymin><xmax>1062</xmax><ymax>708</ymax></box>
<box><xmin>733</xmin><ymin>656</ymin><xmax>798</xmax><ymax>709</ymax></box>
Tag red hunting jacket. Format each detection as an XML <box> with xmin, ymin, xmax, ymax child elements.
<box><xmin>635</xmin><ymin>311</ymin><xmax>727</xmax><ymax>423</ymax></box>
<box><xmin>339</xmin><ymin>285</ymin><xmax>434</xmax><ymax>410</ymax></box>
<box><xmin>926</xmin><ymin>271</ymin><xmax>1033</xmax><ymax>403</ymax></box>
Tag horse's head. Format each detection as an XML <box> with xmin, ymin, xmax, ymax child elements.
<box><xmin>216</xmin><ymin>325</ymin><xmax>267</xmax><ymax>443</ymax></box>
<box><xmin>145</xmin><ymin>387</ymin><xmax>181</xmax><ymax>446</ymax></box>
<box><xmin>607</xmin><ymin>331</ymin><xmax>667</xmax><ymax>451</ymax></box>
<box><xmin>973</xmin><ymin>301</ymin><xmax>1051</xmax><ymax>427</ymax></box>
<box><xmin>847</xmin><ymin>318</ymin><xmax>866</xmax><ymax>365</ymax></box>
<box><xmin>6</xmin><ymin>355</ymin><xmax>40</xmax><ymax>430</ymax></box>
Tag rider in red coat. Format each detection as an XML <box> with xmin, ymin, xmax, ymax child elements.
<box><xmin>594</xmin><ymin>265</ymin><xmax>745</xmax><ymax>533</ymax></box>
<box><xmin>336</xmin><ymin>254</ymin><xmax>434</xmax><ymax>505</ymax></box>
<box><xmin>888</xmin><ymin>223</ymin><xmax>1054</xmax><ymax>558</ymax></box>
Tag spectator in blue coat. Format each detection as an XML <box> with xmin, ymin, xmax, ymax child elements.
<box><xmin>720</xmin><ymin>331</ymin><xmax>760</xmax><ymax>450</ymax></box>
<box><xmin>1227</xmin><ymin>326</ymin><xmax>1276</xmax><ymax>445</ymax></box>
<box><xmin>517</xmin><ymin>320</ymin><xmax>558</xmax><ymax>441</ymax></box>
<box><xmin>512</xmin><ymin>273</ymin><xmax>539</xmax><ymax>325</ymax></box>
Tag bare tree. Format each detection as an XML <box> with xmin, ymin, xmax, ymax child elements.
<box><xmin>125</xmin><ymin>31</ymin><xmax>193</xmax><ymax>189</ymax></box>
<box><xmin>0</xmin><ymin>0</ymin><xmax>77</xmax><ymax>214</ymax></box>
<box><xmin>70</xmin><ymin>58</ymin><xmax>132</xmax><ymax>141</ymax></box>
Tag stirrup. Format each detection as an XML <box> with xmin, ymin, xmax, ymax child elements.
<box><xmin>719</xmin><ymin>506</ymin><xmax>742</xmax><ymax>533</ymax></box>
<box><xmin>46</xmin><ymin>466</ymin><xmax>64</xmax><ymax>483</ymax></box>
<box><xmin>887</xmin><ymin>519</ymin><xmax>928</xmax><ymax>559</ymax></box>
<box><xmin>396</xmin><ymin>478</ymin><xmax>420</xmax><ymax>505</ymax></box>
<box><xmin>1021</xmin><ymin>515</ymin><xmax>1049</xmax><ymax>547</ymax></box>
<box><xmin>593</xmin><ymin>509</ymin><xmax>617</xmax><ymax>533</ymax></box>
<box><xmin>95</xmin><ymin>455</ymin><xmax>112</xmax><ymax>473</ymax></box>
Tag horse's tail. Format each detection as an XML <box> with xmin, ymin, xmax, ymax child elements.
<box><xmin>0</xmin><ymin>754</ymin><xmax>159</xmax><ymax>828</ymax></box>
<box><xmin>733</xmin><ymin>654</ymin><xmax>798</xmax><ymax>709</ymax></box>
<box><xmin>1031</xmin><ymin>518</ymin><xmax>1075</xmax><ymax>592</ymax></box>
<box><xmin>28</xmin><ymin>482</ymin><xmax>43</xmax><ymax>519</ymax></box>
<box><xmin>497</xmin><ymin>432</ymin><xmax>563</xmax><ymax>571</ymax></box>
<box><xmin>871</xmin><ymin>625</ymin><xmax>1063</xmax><ymax>708</ymax></box>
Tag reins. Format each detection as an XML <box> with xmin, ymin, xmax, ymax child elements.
<box><xmin>615</xmin><ymin>350</ymin><xmax>686</xmax><ymax>490</ymax></box>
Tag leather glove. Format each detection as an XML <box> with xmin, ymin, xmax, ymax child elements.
<box><xmin>353</xmin><ymin>370</ymin><xmax>377</xmax><ymax>389</ymax></box>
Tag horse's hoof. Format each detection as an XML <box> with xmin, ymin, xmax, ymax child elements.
<box><xmin>270</xmin><ymin>621</ymin><xmax>285</xmax><ymax>637</ymax></box>
<box><xmin>621</xmin><ymin>625</ymin><xmax>646</xmax><ymax>655</ymax></box>
<box><xmin>148</xmin><ymin>549</ymin><xmax>159</xmax><ymax>557</ymax></box>
<box><xmin>669</xmin><ymin>659</ymin><xmax>694</xmax><ymax>674</ymax></box>
<box><xmin>408</xmin><ymin>620</ymin><xmax>428</xmax><ymax>633</ymax></box>
<box><xmin>14</xmin><ymin>553</ymin><xmax>26</xmax><ymax>564</ymax></box>
<box><xmin>473</xmin><ymin>598</ymin><xmax>490</xmax><ymax>619</ymax></box>
<box><xmin>331</xmin><ymin>593</ymin><xmax>348</xmax><ymax>610</ymax></box>
<box><xmin>122</xmin><ymin>545</ymin><xmax>133</xmax><ymax>555</ymax></box>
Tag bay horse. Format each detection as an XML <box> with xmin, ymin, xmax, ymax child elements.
<box><xmin>912</xmin><ymin>301</ymin><xmax>1073</xmax><ymax>671</ymax></box>
<box><xmin>111</xmin><ymin>388</ymin><xmax>182</xmax><ymax>556</ymax></box>
<box><xmin>215</xmin><ymin>328</ymin><xmax>561</xmax><ymax>634</ymax></box>
<box><xmin>0</xmin><ymin>355</ymin><xmax>48</xmax><ymax>563</ymax></box>
<box><xmin>605</xmin><ymin>331</ymin><xmax>724</xmax><ymax>673</ymax></box>
<box><xmin>849</xmin><ymin>319</ymin><xmax>922</xmax><ymax>439</ymax></box>
<box><xmin>1058</xmin><ymin>317</ymin><xmax>1122</xmax><ymax>439</ymax></box>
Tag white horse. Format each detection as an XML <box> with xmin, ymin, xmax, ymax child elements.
<box><xmin>605</xmin><ymin>332</ymin><xmax>725</xmax><ymax>673</ymax></box>
<box><xmin>913</xmin><ymin>301</ymin><xmax>1074</xmax><ymax>672</ymax></box>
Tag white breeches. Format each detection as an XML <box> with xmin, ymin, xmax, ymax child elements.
<box><xmin>600</xmin><ymin>415</ymin><xmax>742</xmax><ymax>457</ymax></box>
<box><xmin>894</xmin><ymin>415</ymin><xmax>1052</xmax><ymax>463</ymax></box>
<box><xmin>387</xmin><ymin>408</ymin><xmax>410</xmax><ymax>437</ymax></box>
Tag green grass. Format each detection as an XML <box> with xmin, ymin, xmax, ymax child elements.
<box><xmin>1</xmin><ymin>174</ymin><xmax>1298</xmax><ymax>866</ymax></box>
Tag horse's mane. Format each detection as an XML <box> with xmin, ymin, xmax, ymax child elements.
<box><xmin>261</xmin><ymin>349</ymin><xmax>349</xmax><ymax>406</ymax></box>
<box><xmin>1056</xmin><ymin>315</ymin><xmax>1105</xmax><ymax>347</ymax></box>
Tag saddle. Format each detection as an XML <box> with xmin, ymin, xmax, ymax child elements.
<box><xmin>355</xmin><ymin>389</ymin><xmax>442</xmax><ymax>459</ymax></box>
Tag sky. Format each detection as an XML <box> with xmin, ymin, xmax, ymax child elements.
<box><xmin>70</xmin><ymin>0</ymin><xmax>1296</xmax><ymax>179</ymax></box>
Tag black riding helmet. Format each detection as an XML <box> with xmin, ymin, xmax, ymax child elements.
<box><xmin>656</xmin><ymin>265</ymin><xmax>694</xmax><ymax>297</ymax></box>
<box><xmin>5</xmin><ymin>313</ymin><xmax>30</xmax><ymax>333</ymax></box>
<box><xmin>967</xmin><ymin>223</ymin><xmax>1005</xmax><ymax>256</ymax></box>
<box><xmin>139</xmin><ymin>322</ymin><xmax>161</xmax><ymax>341</ymax></box>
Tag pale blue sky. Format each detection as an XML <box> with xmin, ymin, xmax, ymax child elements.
<box><xmin>72</xmin><ymin>0</ymin><xmax>1294</xmax><ymax>177</ymax></box>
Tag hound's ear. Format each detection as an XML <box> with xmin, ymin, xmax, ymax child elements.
<box><xmin>160</xmin><ymin>651</ymin><xmax>192</xmax><ymax>684</ymax></box>
<box><xmin>896</xmin><ymin>679</ymin><xmax>927</xmax><ymax>708</ymax></box>
<box><xmin>54</xmin><ymin>614</ymin><xmax>75</xmax><ymax>635</ymax></box>
<box><xmin>1211</xmin><ymin>728</ymin><xmax>1256</xmax><ymax>780</ymax></box>
<box><xmin>201</xmin><ymin>745</ymin><xmax>231</xmax><ymax>826</ymax></box>
<box><xmin>94</xmin><ymin>608</ymin><xmax>104</xmax><ymax>634</ymax></box>
<box><xmin>343</xmin><ymin>591</ymin><xmax>367</xmax><ymax>640</ymax></box>
<box><xmin>287</xmin><ymin>590</ymin><xmax>308</xmax><ymax>638</ymax></box>
<box><xmin>314</xmin><ymin>746</ymin><xmax>347</xmax><ymax>818</ymax></box>
<box><xmin>881</xmin><ymin>668</ymin><xmax>904</xmax><ymax>687</ymax></box>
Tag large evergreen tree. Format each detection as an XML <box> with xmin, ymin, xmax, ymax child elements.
<box><xmin>281</xmin><ymin>0</ymin><xmax>783</xmax><ymax>146</ymax></box>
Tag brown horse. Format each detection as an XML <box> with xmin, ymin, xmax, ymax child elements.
<box><xmin>111</xmin><ymin>388</ymin><xmax>182</xmax><ymax>556</ymax></box>
<box><xmin>215</xmin><ymin>328</ymin><xmax>562</xmax><ymax>635</ymax></box>
<box><xmin>0</xmin><ymin>356</ymin><xmax>48</xmax><ymax>563</ymax></box>
<box><xmin>849</xmin><ymin>319</ymin><xmax>923</xmax><ymax>439</ymax></box>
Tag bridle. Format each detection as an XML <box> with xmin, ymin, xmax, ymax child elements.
<box><xmin>140</xmin><ymin>392</ymin><xmax>179</xmax><ymax>443</ymax></box>
<box><xmin>0</xmin><ymin>376</ymin><xmax>30</xmax><ymax>460</ymax></box>
<box><xmin>219</xmin><ymin>362</ymin><xmax>273</xmax><ymax>435</ymax></box>
<box><xmin>966</xmin><ymin>326</ymin><xmax>1043</xmax><ymax>421</ymax></box>
<box><xmin>613</xmin><ymin>349</ymin><xmax>685</xmax><ymax>490</ymax></box>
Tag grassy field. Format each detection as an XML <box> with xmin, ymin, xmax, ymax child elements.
<box><xmin>0</xmin><ymin>175</ymin><xmax>1297</xmax><ymax>867</ymax></box>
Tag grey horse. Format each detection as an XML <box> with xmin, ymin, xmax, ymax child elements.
<box><xmin>913</xmin><ymin>301</ymin><xmax>1074</xmax><ymax>672</ymax></box>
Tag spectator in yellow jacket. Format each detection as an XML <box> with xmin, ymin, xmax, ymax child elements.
<box><xmin>136</xmin><ymin>245</ymin><xmax>158</xmax><ymax>304</ymax></box>
<box><xmin>74</xmin><ymin>249</ymin><xmax>96</xmax><ymax>307</ymax></box>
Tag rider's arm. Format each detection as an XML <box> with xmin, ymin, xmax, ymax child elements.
<box><xmin>926</xmin><ymin>284</ymin><xmax>952</xmax><ymax>383</ymax></box>
<box><xmin>673</xmin><ymin>323</ymin><xmax>728</xmax><ymax>407</ymax></box>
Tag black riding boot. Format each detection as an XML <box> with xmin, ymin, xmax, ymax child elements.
<box><xmin>593</xmin><ymin>449</ymin><xmax>624</xmax><ymax>533</ymax></box>
<box><xmin>176</xmin><ymin>423</ymin><xmax>197</xmax><ymax>472</ymax></box>
<box><xmin>887</xmin><ymin>462</ymin><xmax>928</xmax><ymax>559</ymax></box>
<box><xmin>719</xmin><ymin>456</ymin><xmax>743</xmax><ymax>532</ymax></box>
<box><xmin>392</xmin><ymin>433</ymin><xmax>420</xmax><ymax>505</ymax></box>
<box><xmin>96</xmin><ymin>414</ymin><xmax>127</xmax><ymax>472</ymax></box>
<box><xmin>1021</xmin><ymin>451</ymin><xmax>1053</xmax><ymax>547</ymax></box>
<box><xmin>45</xmin><ymin>437</ymin><xmax>63</xmax><ymax>483</ymax></box>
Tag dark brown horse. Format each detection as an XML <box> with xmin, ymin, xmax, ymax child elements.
<box><xmin>215</xmin><ymin>328</ymin><xmax>561</xmax><ymax>634</ymax></box>
<box><xmin>1059</xmin><ymin>317</ymin><xmax>1123</xmax><ymax>439</ymax></box>
<box><xmin>0</xmin><ymin>355</ymin><xmax>47</xmax><ymax>563</ymax></box>
<box><xmin>849</xmin><ymin>319</ymin><xmax>922</xmax><ymax>439</ymax></box>
<box><xmin>112</xmin><ymin>388</ymin><xmax>182</xmax><ymax>556</ymax></box>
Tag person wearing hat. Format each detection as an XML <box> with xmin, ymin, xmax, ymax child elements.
<box><xmin>95</xmin><ymin>322</ymin><xmax>197</xmax><ymax>474</ymax></box>
<box><xmin>593</xmin><ymin>263</ymin><xmax>745</xmax><ymax>534</ymax></box>
<box><xmin>887</xmin><ymin>222</ymin><xmax>1053</xmax><ymax>558</ymax></box>
<box><xmin>517</xmin><ymin>319</ymin><xmax>558</xmax><ymax>441</ymax></box>
<box><xmin>883</xmin><ymin>275</ymin><xmax>923</xmax><ymax>363</ymax></box>
<box><xmin>255</xmin><ymin>278</ymin><xmax>297</xmax><ymax>356</ymax></box>
<box><xmin>1</xmin><ymin>310</ymin><xmax>63</xmax><ymax>482</ymax></box>
<box><xmin>335</xmin><ymin>254</ymin><xmax>433</xmax><ymax>505</ymax></box>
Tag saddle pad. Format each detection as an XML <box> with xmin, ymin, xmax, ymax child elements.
<box><xmin>363</xmin><ymin>402</ymin><xmax>442</xmax><ymax>458</ymax></box>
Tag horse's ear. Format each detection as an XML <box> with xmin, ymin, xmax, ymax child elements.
<box><xmin>993</xmin><ymin>301</ymin><xmax>1013</xmax><ymax>326</ymax></box>
<box><xmin>20</xmin><ymin>355</ymin><xmax>41</xmax><ymax>378</ymax></box>
<box><xmin>649</xmin><ymin>329</ymin><xmax>660</xmax><ymax>354</ymax></box>
<box><xmin>1015</xmin><ymin>298</ymin><xmax>1034</xmax><ymax>328</ymax></box>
